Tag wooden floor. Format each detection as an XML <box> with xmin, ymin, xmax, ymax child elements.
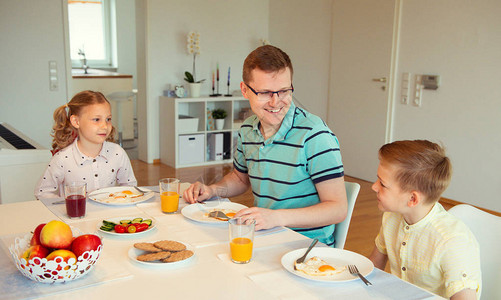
<box><xmin>130</xmin><ymin>160</ymin><xmax>453</xmax><ymax>258</ymax></box>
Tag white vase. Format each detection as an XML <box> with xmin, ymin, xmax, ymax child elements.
<box><xmin>215</xmin><ymin>119</ymin><xmax>225</xmax><ymax>130</ymax></box>
<box><xmin>188</xmin><ymin>83</ymin><xmax>201</xmax><ymax>98</ymax></box>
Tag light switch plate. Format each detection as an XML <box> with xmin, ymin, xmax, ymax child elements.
<box><xmin>401</xmin><ymin>72</ymin><xmax>410</xmax><ymax>104</ymax></box>
<box><xmin>413</xmin><ymin>75</ymin><xmax>422</xmax><ymax>107</ymax></box>
<box><xmin>49</xmin><ymin>60</ymin><xmax>58</xmax><ymax>91</ymax></box>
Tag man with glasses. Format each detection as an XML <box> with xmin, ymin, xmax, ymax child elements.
<box><xmin>183</xmin><ymin>45</ymin><xmax>347</xmax><ymax>246</ymax></box>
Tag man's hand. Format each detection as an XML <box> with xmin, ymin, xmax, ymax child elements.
<box><xmin>183</xmin><ymin>182</ymin><xmax>213</xmax><ymax>204</ymax></box>
<box><xmin>234</xmin><ymin>207</ymin><xmax>283</xmax><ymax>231</ymax></box>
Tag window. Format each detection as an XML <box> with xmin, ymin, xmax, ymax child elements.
<box><xmin>68</xmin><ymin>0</ymin><xmax>114</xmax><ymax>68</ymax></box>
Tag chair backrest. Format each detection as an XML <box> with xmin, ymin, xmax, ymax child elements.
<box><xmin>334</xmin><ymin>181</ymin><xmax>360</xmax><ymax>249</ymax></box>
<box><xmin>448</xmin><ymin>204</ymin><xmax>501</xmax><ymax>300</ymax></box>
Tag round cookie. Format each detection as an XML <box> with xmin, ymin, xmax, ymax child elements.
<box><xmin>137</xmin><ymin>251</ymin><xmax>171</xmax><ymax>262</ymax></box>
<box><xmin>162</xmin><ymin>250</ymin><xmax>194</xmax><ymax>263</ymax></box>
<box><xmin>154</xmin><ymin>240</ymin><xmax>186</xmax><ymax>252</ymax></box>
<box><xmin>134</xmin><ymin>242</ymin><xmax>162</xmax><ymax>252</ymax></box>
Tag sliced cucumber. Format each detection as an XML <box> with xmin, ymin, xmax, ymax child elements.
<box><xmin>141</xmin><ymin>219</ymin><xmax>152</xmax><ymax>226</ymax></box>
<box><xmin>120</xmin><ymin>220</ymin><xmax>131</xmax><ymax>225</ymax></box>
<box><xmin>132</xmin><ymin>217</ymin><xmax>143</xmax><ymax>223</ymax></box>
<box><xmin>100</xmin><ymin>225</ymin><xmax>114</xmax><ymax>231</ymax></box>
<box><xmin>102</xmin><ymin>220</ymin><xmax>117</xmax><ymax>227</ymax></box>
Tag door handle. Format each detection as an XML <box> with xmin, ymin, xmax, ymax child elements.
<box><xmin>372</xmin><ymin>77</ymin><xmax>387</xmax><ymax>83</ymax></box>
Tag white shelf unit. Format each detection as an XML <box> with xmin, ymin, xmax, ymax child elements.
<box><xmin>159</xmin><ymin>96</ymin><xmax>250</xmax><ymax>168</ymax></box>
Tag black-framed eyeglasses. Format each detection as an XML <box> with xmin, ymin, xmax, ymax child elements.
<box><xmin>245</xmin><ymin>83</ymin><xmax>294</xmax><ymax>101</ymax></box>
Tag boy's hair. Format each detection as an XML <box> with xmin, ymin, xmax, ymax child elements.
<box><xmin>242</xmin><ymin>45</ymin><xmax>293</xmax><ymax>84</ymax></box>
<box><xmin>51</xmin><ymin>90</ymin><xmax>116</xmax><ymax>152</ymax></box>
<box><xmin>379</xmin><ymin>140</ymin><xmax>452</xmax><ymax>203</ymax></box>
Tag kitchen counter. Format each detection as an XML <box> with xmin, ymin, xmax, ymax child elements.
<box><xmin>72</xmin><ymin>68</ymin><xmax>132</xmax><ymax>79</ymax></box>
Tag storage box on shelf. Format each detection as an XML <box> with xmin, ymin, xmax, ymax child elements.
<box><xmin>159</xmin><ymin>96</ymin><xmax>251</xmax><ymax>168</ymax></box>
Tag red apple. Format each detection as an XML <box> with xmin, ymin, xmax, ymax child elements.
<box><xmin>21</xmin><ymin>245</ymin><xmax>50</xmax><ymax>261</ymax></box>
<box><xmin>71</xmin><ymin>234</ymin><xmax>102</xmax><ymax>258</ymax></box>
<box><xmin>40</xmin><ymin>220</ymin><xmax>73</xmax><ymax>249</ymax></box>
<box><xmin>30</xmin><ymin>223</ymin><xmax>46</xmax><ymax>246</ymax></box>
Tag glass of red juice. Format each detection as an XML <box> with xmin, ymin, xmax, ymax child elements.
<box><xmin>64</xmin><ymin>182</ymin><xmax>87</xmax><ymax>219</ymax></box>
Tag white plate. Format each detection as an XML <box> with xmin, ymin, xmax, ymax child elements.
<box><xmin>181</xmin><ymin>201</ymin><xmax>248</xmax><ymax>224</ymax></box>
<box><xmin>281</xmin><ymin>247</ymin><xmax>374</xmax><ymax>282</ymax></box>
<box><xmin>88</xmin><ymin>186</ymin><xmax>154</xmax><ymax>206</ymax></box>
<box><xmin>97</xmin><ymin>216</ymin><xmax>156</xmax><ymax>236</ymax></box>
<box><xmin>128</xmin><ymin>241</ymin><xmax>195</xmax><ymax>269</ymax></box>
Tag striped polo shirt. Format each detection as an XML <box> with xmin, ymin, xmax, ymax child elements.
<box><xmin>233</xmin><ymin>102</ymin><xmax>344</xmax><ymax>246</ymax></box>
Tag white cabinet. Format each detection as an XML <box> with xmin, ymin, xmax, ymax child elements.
<box><xmin>159</xmin><ymin>96</ymin><xmax>251</xmax><ymax>168</ymax></box>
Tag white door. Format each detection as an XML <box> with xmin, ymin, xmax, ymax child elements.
<box><xmin>328</xmin><ymin>0</ymin><xmax>396</xmax><ymax>182</ymax></box>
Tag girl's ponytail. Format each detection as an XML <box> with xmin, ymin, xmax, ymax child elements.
<box><xmin>51</xmin><ymin>103</ymin><xmax>76</xmax><ymax>153</ymax></box>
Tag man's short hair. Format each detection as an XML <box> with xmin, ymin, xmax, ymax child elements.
<box><xmin>379</xmin><ymin>140</ymin><xmax>452</xmax><ymax>203</ymax></box>
<box><xmin>242</xmin><ymin>45</ymin><xmax>293</xmax><ymax>84</ymax></box>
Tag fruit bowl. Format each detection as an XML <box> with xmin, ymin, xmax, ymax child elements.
<box><xmin>8</xmin><ymin>231</ymin><xmax>102</xmax><ymax>284</ymax></box>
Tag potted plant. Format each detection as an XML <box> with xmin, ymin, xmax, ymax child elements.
<box><xmin>212</xmin><ymin>108</ymin><xmax>227</xmax><ymax>130</ymax></box>
<box><xmin>185</xmin><ymin>31</ymin><xmax>205</xmax><ymax>97</ymax></box>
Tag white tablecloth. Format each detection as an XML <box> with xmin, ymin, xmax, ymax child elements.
<box><xmin>0</xmin><ymin>187</ymin><xmax>442</xmax><ymax>300</ymax></box>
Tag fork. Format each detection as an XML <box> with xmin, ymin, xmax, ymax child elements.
<box><xmin>131</xmin><ymin>186</ymin><xmax>145</xmax><ymax>196</ymax></box>
<box><xmin>293</xmin><ymin>239</ymin><xmax>318</xmax><ymax>270</ymax></box>
<box><xmin>348</xmin><ymin>264</ymin><xmax>372</xmax><ymax>286</ymax></box>
<box><xmin>134</xmin><ymin>186</ymin><xmax>158</xmax><ymax>195</ymax></box>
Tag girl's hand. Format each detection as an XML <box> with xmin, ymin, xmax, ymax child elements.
<box><xmin>183</xmin><ymin>182</ymin><xmax>212</xmax><ymax>204</ymax></box>
<box><xmin>234</xmin><ymin>207</ymin><xmax>281</xmax><ymax>231</ymax></box>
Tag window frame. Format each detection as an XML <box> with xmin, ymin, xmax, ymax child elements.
<box><xmin>69</xmin><ymin>0</ymin><xmax>114</xmax><ymax>69</ymax></box>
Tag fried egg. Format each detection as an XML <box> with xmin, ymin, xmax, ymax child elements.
<box><xmin>294</xmin><ymin>256</ymin><xmax>345</xmax><ymax>277</ymax></box>
<box><xmin>109</xmin><ymin>190</ymin><xmax>142</xmax><ymax>199</ymax></box>
<box><xmin>101</xmin><ymin>190</ymin><xmax>142</xmax><ymax>203</ymax></box>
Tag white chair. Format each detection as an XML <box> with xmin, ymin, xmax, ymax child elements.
<box><xmin>448</xmin><ymin>204</ymin><xmax>501</xmax><ymax>300</ymax></box>
<box><xmin>106</xmin><ymin>91</ymin><xmax>136</xmax><ymax>148</ymax></box>
<box><xmin>106</xmin><ymin>91</ymin><xmax>136</xmax><ymax>147</ymax></box>
<box><xmin>334</xmin><ymin>181</ymin><xmax>361</xmax><ymax>249</ymax></box>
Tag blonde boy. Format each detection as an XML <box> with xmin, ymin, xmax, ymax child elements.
<box><xmin>369</xmin><ymin>140</ymin><xmax>481</xmax><ymax>299</ymax></box>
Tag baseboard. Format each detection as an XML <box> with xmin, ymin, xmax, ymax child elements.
<box><xmin>152</xmin><ymin>159</ymin><xmax>161</xmax><ymax>165</ymax></box>
<box><xmin>440</xmin><ymin>197</ymin><xmax>501</xmax><ymax>217</ymax></box>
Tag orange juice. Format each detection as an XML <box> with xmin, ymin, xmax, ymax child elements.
<box><xmin>230</xmin><ymin>237</ymin><xmax>253</xmax><ymax>263</ymax></box>
<box><xmin>161</xmin><ymin>191</ymin><xmax>179</xmax><ymax>213</ymax></box>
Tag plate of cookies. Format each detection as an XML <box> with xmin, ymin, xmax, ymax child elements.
<box><xmin>129</xmin><ymin>240</ymin><xmax>195</xmax><ymax>268</ymax></box>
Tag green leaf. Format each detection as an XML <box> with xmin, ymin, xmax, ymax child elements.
<box><xmin>212</xmin><ymin>108</ymin><xmax>227</xmax><ymax>119</ymax></box>
<box><xmin>184</xmin><ymin>71</ymin><xmax>194</xmax><ymax>83</ymax></box>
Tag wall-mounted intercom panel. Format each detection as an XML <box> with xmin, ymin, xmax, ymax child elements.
<box><xmin>421</xmin><ymin>75</ymin><xmax>440</xmax><ymax>90</ymax></box>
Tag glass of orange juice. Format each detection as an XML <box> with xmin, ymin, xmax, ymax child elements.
<box><xmin>229</xmin><ymin>217</ymin><xmax>256</xmax><ymax>264</ymax></box>
<box><xmin>159</xmin><ymin>178</ymin><xmax>180</xmax><ymax>214</ymax></box>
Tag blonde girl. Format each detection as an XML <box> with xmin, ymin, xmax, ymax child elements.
<box><xmin>35</xmin><ymin>90</ymin><xmax>137</xmax><ymax>199</ymax></box>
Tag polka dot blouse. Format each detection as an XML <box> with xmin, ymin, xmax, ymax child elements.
<box><xmin>34</xmin><ymin>139</ymin><xmax>137</xmax><ymax>199</ymax></box>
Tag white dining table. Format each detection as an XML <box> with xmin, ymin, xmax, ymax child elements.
<box><xmin>0</xmin><ymin>186</ymin><xmax>442</xmax><ymax>300</ymax></box>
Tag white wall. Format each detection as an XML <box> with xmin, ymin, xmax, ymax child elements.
<box><xmin>142</xmin><ymin>0</ymin><xmax>269</xmax><ymax>163</ymax></box>
<box><xmin>393</xmin><ymin>0</ymin><xmax>501</xmax><ymax>211</ymax></box>
<box><xmin>0</xmin><ymin>0</ymin><xmax>68</xmax><ymax>148</ymax></box>
<box><xmin>135</xmin><ymin>0</ymin><xmax>148</xmax><ymax>161</ymax></box>
<box><xmin>269</xmin><ymin>0</ymin><xmax>333</xmax><ymax>120</ymax></box>
<box><xmin>115</xmin><ymin>0</ymin><xmax>137</xmax><ymax>89</ymax></box>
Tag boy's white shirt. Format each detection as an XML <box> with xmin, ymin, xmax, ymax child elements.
<box><xmin>375</xmin><ymin>202</ymin><xmax>481</xmax><ymax>298</ymax></box>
